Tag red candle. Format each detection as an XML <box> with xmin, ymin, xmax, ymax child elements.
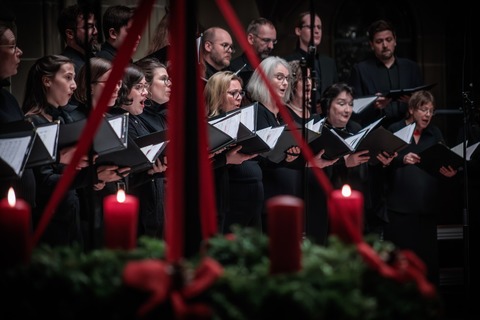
<box><xmin>103</xmin><ymin>189</ymin><xmax>139</xmax><ymax>250</ymax></box>
<box><xmin>0</xmin><ymin>187</ymin><xmax>31</xmax><ymax>268</ymax></box>
<box><xmin>267</xmin><ymin>195</ymin><xmax>303</xmax><ymax>274</ymax></box>
<box><xmin>328</xmin><ymin>184</ymin><xmax>364</xmax><ymax>244</ymax></box>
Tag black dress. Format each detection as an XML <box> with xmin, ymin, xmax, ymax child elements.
<box><xmin>0</xmin><ymin>80</ymin><xmax>36</xmax><ymax>208</ymax></box>
<box><xmin>384</xmin><ymin>120</ymin><xmax>451</xmax><ymax>285</ymax></box>
<box><xmin>109</xmin><ymin>107</ymin><xmax>166</xmax><ymax>239</ymax></box>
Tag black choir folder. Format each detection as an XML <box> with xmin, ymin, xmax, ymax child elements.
<box><xmin>97</xmin><ymin>130</ymin><xmax>169</xmax><ymax>174</ymax></box>
<box><xmin>0</xmin><ymin>130</ymin><xmax>35</xmax><ymax>179</ymax></box>
<box><xmin>58</xmin><ymin>113</ymin><xmax>128</xmax><ymax>156</ymax></box>
<box><xmin>266</xmin><ymin>125</ymin><xmax>353</xmax><ymax>163</ymax></box>
<box><xmin>207</xmin><ymin>102</ymin><xmax>286</xmax><ymax>155</ymax></box>
<box><xmin>346</xmin><ymin>122</ymin><xmax>415</xmax><ymax>165</ymax></box>
<box><xmin>416</xmin><ymin>141</ymin><xmax>480</xmax><ymax>177</ymax></box>
<box><xmin>0</xmin><ymin>120</ymin><xmax>60</xmax><ymax>178</ymax></box>
<box><xmin>384</xmin><ymin>83</ymin><xmax>437</xmax><ymax>100</ymax></box>
<box><xmin>208</xmin><ymin>109</ymin><xmax>242</xmax><ymax>153</ymax></box>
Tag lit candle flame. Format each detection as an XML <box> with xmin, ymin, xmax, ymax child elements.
<box><xmin>117</xmin><ymin>189</ymin><xmax>126</xmax><ymax>203</ymax></box>
<box><xmin>341</xmin><ymin>184</ymin><xmax>352</xmax><ymax>197</ymax></box>
<box><xmin>7</xmin><ymin>187</ymin><xmax>16</xmax><ymax>207</ymax></box>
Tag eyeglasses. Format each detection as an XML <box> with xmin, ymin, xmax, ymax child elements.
<box><xmin>134</xmin><ymin>82</ymin><xmax>150</xmax><ymax>91</ymax></box>
<box><xmin>251</xmin><ymin>34</ymin><xmax>278</xmax><ymax>45</ymax></box>
<box><xmin>300</xmin><ymin>25</ymin><xmax>322</xmax><ymax>31</ymax></box>
<box><xmin>227</xmin><ymin>90</ymin><xmax>245</xmax><ymax>99</ymax></box>
<box><xmin>75</xmin><ymin>23</ymin><xmax>97</xmax><ymax>30</ymax></box>
<box><xmin>211</xmin><ymin>41</ymin><xmax>235</xmax><ymax>54</ymax></box>
<box><xmin>159</xmin><ymin>76</ymin><xmax>172</xmax><ymax>85</ymax></box>
<box><xmin>416</xmin><ymin>107</ymin><xmax>435</xmax><ymax>116</ymax></box>
<box><xmin>93</xmin><ymin>79</ymin><xmax>123</xmax><ymax>86</ymax></box>
<box><xmin>0</xmin><ymin>43</ymin><xmax>17</xmax><ymax>52</ymax></box>
<box><xmin>273</xmin><ymin>73</ymin><xmax>291</xmax><ymax>82</ymax></box>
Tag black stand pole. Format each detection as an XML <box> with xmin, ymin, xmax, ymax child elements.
<box><xmin>79</xmin><ymin>0</ymin><xmax>99</xmax><ymax>250</ymax></box>
<box><xmin>461</xmin><ymin>90</ymin><xmax>473</xmax><ymax>315</ymax></box>
<box><xmin>300</xmin><ymin>57</ymin><xmax>308</xmax><ymax>236</ymax></box>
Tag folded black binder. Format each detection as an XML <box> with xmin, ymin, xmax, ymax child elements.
<box><xmin>96</xmin><ymin>130</ymin><xmax>168</xmax><ymax>174</ymax></box>
<box><xmin>208</xmin><ymin>110</ymin><xmax>242</xmax><ymax>153</ymax></box>
<box><xmin>237</xmin><ymin>125</ymin><xmax>286</xmax><ymax>155</ymax></box>
<box><xmin>27</xmin><ymin>121</ymin><xmax>60</xmax><ymax>167</ymax></box>
<box><xmin>415</xmin><ymin>142</ymin><xmax>465</xmax><ymax>177</ymax></box>
<box><xmin>0</xmin><ymin>130</ymin><xmax>35</xmax><ymax>179</ymax></box>
<box><xmin>351</xmin><ymin>125</ymin><xmax>414</xmax><ymax>165</ymax></box>
<box><xmin>208</xmin><ymin>124</ymin><xmax>236</xmax><ymax>153</ymax></box>
<box><xmin>265</xmin><ymin>128</ymin><xmax>321</xmax><ymax>163</ymax></box>
<box><xmin>58</xmin><ymin>113</ymin><xmax>128</xmax><ymax>156</ymax></box>
<box><xmin>384</xmin><ymin>83</ymin><xmax>437</xmax><ymax>100</ymax></box>
<box><xmin>0</xmin><ymin>119</ymin><xmax>59</xmax><ymax>168</ymax></box>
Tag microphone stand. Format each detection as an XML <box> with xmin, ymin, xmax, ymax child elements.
<box><xmin>300</xmin><ymin>0</ymin><xmax>317</xmax><ymax>239</ymax></box>
<box><xmin>461</xmin><ymin>90</ymin><xmax>473</xmax><ymax>313</ymax></box>
<box><xmin>300</xmin><ymin>58</ymin><xmax>308</xmax><ymax>236</ymax></box>
<box><xmin>80</xmin><ymin>0</ymin><xmax>98</xmax><ymax>251</ymax></box>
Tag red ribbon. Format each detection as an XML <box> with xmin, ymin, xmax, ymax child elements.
<box><xmin>123</xmin><ymin>257</ymin><xmax>223</xmax><ymax>318</ymax></box>
<box><xmin>31</xmin><ymin>0</ymin><xmax>157</xmax><ymax>247</ymax></box>
<box><xmin>215</xmin><ymin>0</ymin><xmax>333</xmax><ymax>196</ymax></box>
<box><xmin>356</xmin><ymin>243</ymin><xmax>436</xmax><ymax>298</ymax></box>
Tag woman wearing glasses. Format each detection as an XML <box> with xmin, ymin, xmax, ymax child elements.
<box><xmin>0</xmin><ymin>20</ymin><xmax>36</xmax><ymax>215</ymax></box>
<box><xmin>246</xmin><ymin>56</ymin><xmax>303</xmax><ymax>232</ymax></box>
<box><xmin>205</xmin><ymin>71</ymin><xmax>259</xmax><ymax>233</ymax></box>
<box><xmin>384</xmin><ymin>90</ymin><xmax>457</xmax><ymax>286</ymax></box>
<box><xmin>109</xmin><ymin>64</ymin><xmax>167</xmax><ymax>239</ymax></box>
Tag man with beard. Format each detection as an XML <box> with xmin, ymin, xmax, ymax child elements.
<box><xmin>57</xmin><ymin>4</ymin><xmax>99</xmax><ymax>75</ymax></box>
<box><xmin>348</xmin><ymin>20</ymin><xmax>424</xmax><ymax>128</ymax></box>
<box><xmin>201</xmin><ymin>27</ymin><xmax>235</xmax><ymax>80</ymax></box>
<box><xmin>230</xmin><ymin>17</ymin><xmax>277</xmax><ymax>87</ymax></box>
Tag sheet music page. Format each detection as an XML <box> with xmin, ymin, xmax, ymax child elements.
<box><xmin>240</xmin><ymin>105</ymin><xmax>255</xmax><ymax>131</ymax></box>
<box><xmin>393</xmin><ymin>123</ymin><xmax>415</xmax><ymax>143</ymax></box>
<box><xmin>353</xmin><ymin>96</ymin><xmax>378</xmax><ymax>114</ymax></box>
<box><xmin>212</xmin><ymin>113</ymin><xmax>241</xmax><ymax>138</ymax></box>
<box><xmin>344</xmin><ymin>130</ymin><xmax>368</xmax><ymax>150</ymax></box>
<box><xmin>140</xmin><ymin>142</ymin><xmax>165</xmax><ymax>162</ymax></box>
<box><xmin>309</xmin><ymin>117</ymin><xmax>325</xmax><ymax>133</ymax></box>
<box><xmin>107</xmin><ymin>117</ymin><xmax>124</xmax><ymax>139</ymax></box>
<box><xmin>257</xmin><ymin>126</ymin><xmax>285</xmax><ymax>148</ymax></box>
<box><xmin>0</xmin><ymin>136</ymin><xmax>31</xmax><ymax>174</ymax></box>
<box><xmin>451</xmin><ymin>141</ymin><xmax>480</xmax><ymax>160</ymax></box>
<box><xmin>36</xmin><ymin>123</ymin><xmax>59</xmax><ymax>157</ymax></box>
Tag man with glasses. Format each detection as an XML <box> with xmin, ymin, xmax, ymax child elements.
<box><xmin>57</xmin><ymin>4</ymin><xmax>99</xmax><ymax>75</ymax></box>
<box><xmin>285</xmin><ymin>12</ymin><xmax>338</xmax><ymax>113</ymax></box>
<box><xmin>201</xmin><ymin>27</ymin><xmax>235</xmax><ymax>80</ymax></box>
<box><xmin>230</xmin><ymin>17</ymin><xmax>277</xmax><ymax>86</ymax></box>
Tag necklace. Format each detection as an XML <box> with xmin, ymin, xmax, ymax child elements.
<box><xmin>287</xmin><ymin>102</ymin><xmax>310</xmax><ymax>118</ymax></box>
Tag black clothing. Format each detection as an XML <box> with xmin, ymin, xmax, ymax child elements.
<box><xmin>284</xmin><ymin>48</ymin><xmax>338</xmax><ymax>106</ymax></box>
<box><xmin>26</xmin><ymin>113</ymin><xmax>91</xmax><ymax>248</ymax></box>
<box><xmin>109</xmin><ymin>107</ymin><xmax>165</xmax><ymax>239</ymax></box>
<box><xmin>204</xmin><ymin>61</ymin><xmax>230</xmax><ymax>80</ymax></box>
<box><xmin>139</xmin><ymin>46</ymin><xmax>169</xmax><ymax>64</ymax></box>
<box><xmin>137</xmin><ymin>100</ymin><xmax>168</xmax><ymax>132</ymax></box>
<box><xmin>230</xmin><ymin>53</ymin><xmax>255</xmax><ymax>87</ymax></box>
<box><xmin>96</xmin><ymin>42</ymin><xmax>118</xmax><ymax>62</ymax></box>
<box><xmin>0</xmin><ymin>81</ymin><xmax>36</xmax><ymax>208</ymax></box>
<box><xmin>384</xmin><ymin>120</ymin><xmax>451</xmax><ymax>285</ymax></box>
<box><xmin>61</xmin><ymin>46</ymin><xmax>92</xmax><ymax>76</ymax></box>
<box><xmin>348</xmin><ymin>56</ymin><xmax>423</xmax><ymax>128</ymax></box>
